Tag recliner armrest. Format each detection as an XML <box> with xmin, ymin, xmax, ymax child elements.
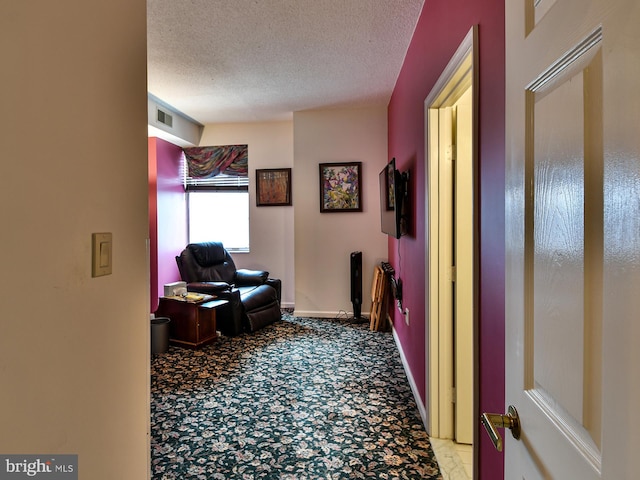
<box><xmin>187</xmin><ymin>281</ymin><xmax>232</xmax><ymax>295</ymax></box>
<box><xmin>265</xmin><ymin>278</ymin><xmax>282</xmax><ymax>303</ymax></box>
<box><xmin>236</xmin><ymin>269</ymin><xmax>269</xmax><ymax>285</ymax></box>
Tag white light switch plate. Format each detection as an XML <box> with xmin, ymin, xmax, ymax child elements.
<box><xmin>92</xmin><ymin>232</ymin><xmax>112</xmax><ymax>277</ymax></box>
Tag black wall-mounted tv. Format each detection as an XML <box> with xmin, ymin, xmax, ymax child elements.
<box><xmin>379</xmin><ymin>158</ymin><xmax>408</xmax><ymax>239</ymax></box>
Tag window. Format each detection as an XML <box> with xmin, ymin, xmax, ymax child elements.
<box><xmin>182</xmin><ymin>145</ymin><xmax>250</xmax><ymax>252</ymax></box>
<box><xmin>187</xmin><ymin>190</ymin><xmax>249</xmax><ymax>252</ymax></box>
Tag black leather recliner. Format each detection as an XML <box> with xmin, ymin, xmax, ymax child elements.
<box><xmin>175</xmin><ymin>242</ymin><xmax>282</xmax><ymax>335</ymax></box>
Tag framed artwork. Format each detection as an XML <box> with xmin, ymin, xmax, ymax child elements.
<box><xmin>256</xmin><ymin>168</ymin><xmax>292</xmax><ymax>206</ymax></box>
<box><xmin>319</xmin><ymin>162</ymin><xmax>362</xmax><ymax>213</ymax></box>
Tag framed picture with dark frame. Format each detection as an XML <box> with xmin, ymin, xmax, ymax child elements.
<box><xmin>256</xmin><ymin>168</ymin><xmax>292</xmax><ymax>206</ymax></box>
<box><xmin>319</xmin><ymin>162</ymin><xmax>362</xmax><ymax>213</ymax></box>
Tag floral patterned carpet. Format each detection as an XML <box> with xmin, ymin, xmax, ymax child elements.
<box><xmin>151</xmin><ymin>314</ymin><xmax>442</xmax><ymax>479</ymax></box>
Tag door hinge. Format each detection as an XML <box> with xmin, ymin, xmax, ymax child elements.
<box><xmin>450</xmin><ymin>266</ymin><xmax>457</xmax><ymax>282</ymax></box>
<box><xmin>446</xmin><ymin>144</ymin><xmax>456</xmax><ymax>163</ymax></box>
<box><xmin>451</xmin><ymin>387</ymin><xmax>457</xmax><ymax>403</ymax></box>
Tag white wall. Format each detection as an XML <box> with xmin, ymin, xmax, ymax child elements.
<box><xmin>0</xmin><ymin>2</ymin><xmax>149</xmax><ymax>479</ymax></box>
<box><xmin>200</xmin><ymin>122</ymin><xmax>295</xmax><ymax>308</ymax></box>
<box><xmin>198</xmin><ymin>110</ymin><xmax>388</xmax><ymax>316</ymax></box>
<box><xmin>293</xmin><ymin>107</ymin><xmax>389</xmax><ymax>318</ymax></box>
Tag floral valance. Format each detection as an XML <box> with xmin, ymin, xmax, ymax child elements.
<box><xmin>183</xmin><ymin>144</ymin><xmax>248</xmax><ymax>178</ymax></box>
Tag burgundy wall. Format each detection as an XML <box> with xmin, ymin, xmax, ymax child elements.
<box><xmin>148</xmin><ymin>137</ymin><xmax>187</xmax><ymax>312</ymax></box>
<box><xmin>388</xmin><ymin>1</ymin><xmax>505</xmax><ymax>478</ymax></box>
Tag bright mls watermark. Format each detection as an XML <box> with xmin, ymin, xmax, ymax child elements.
<box><xmin>0</xmin><ymin>456</ymin><xmax>77</xmax><ymax>479</ymax></box>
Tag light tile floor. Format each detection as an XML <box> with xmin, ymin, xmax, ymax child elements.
<box><xmin>430</xmin><ymin>438</ymin><xmax>473</xmax><ymax>480</ymax></box>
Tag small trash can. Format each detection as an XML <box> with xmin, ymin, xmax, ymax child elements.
<box><xmin>151</xmin><ymin>317</ymin><xmax>171</xmax><ymax>354</ymax></box>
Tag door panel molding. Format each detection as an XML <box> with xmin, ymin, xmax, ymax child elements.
<box><xmin>523</xmin><ymin>28</ymin><xmax>604</xmax><ymax>473</ymax></box>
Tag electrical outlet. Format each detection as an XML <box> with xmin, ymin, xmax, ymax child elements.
<box><xmin>404</xmin><ymin>308</ymin><xmax>409</xmax><ymax>326</ymax></box>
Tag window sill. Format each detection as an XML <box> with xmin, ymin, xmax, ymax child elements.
<box><xmin>227</xmin><ymin>248</ymin><xmax>250</xmax><ymax>254</ymax></box>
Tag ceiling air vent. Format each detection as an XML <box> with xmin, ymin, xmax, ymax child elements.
<box><xmin>157</xmin><ymin>108</ymin><xmax>173</xmax><ymax>128</ymax></box>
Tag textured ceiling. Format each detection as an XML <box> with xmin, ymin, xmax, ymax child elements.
<box><xmin>147</xmin><ymin>0</ymin><xmax>424</xmax><ymax>124</ymax></box>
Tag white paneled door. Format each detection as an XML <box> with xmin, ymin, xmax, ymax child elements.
<box><xmin>502</xmin><ymin>0</ymin><xmax>640</xmax><ymax>478</ymax></box>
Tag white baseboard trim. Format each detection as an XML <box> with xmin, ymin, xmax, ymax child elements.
<box><xmin>293</xmin><ymin>309</ymin><xmax>370</xmax><ymax>320</ymax></box>
<box><xmin>280</xmin><ymin>302</ymin><xmax>295</xmax><ymax>310</ymax></box>
<box><xmin>392</xmin><ymin>325</ymin><xmax>429</xmax><ymax>432</ymax></box>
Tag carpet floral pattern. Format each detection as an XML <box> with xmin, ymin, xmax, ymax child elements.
<box><xmin>151</xmin><ymin>314</ymin><xmax>442</xmax><ymax>479</ymax></box>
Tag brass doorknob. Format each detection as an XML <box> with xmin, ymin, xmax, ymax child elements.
<box><xmin>481</xmin><ymin>405</ymin><xmax>521</xmax><ymax>452</ymax></box>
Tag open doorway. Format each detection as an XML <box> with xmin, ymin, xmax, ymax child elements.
<box><xmin>425</xmin><ymin>26</ymin><xmax>478</xmax><ymax>478</ymax></box>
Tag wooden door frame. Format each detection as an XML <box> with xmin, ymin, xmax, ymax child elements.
<box><xmin>424</xmin><ymin>25</ymin><xmax>479</xmax><ymax>446</ymax></box>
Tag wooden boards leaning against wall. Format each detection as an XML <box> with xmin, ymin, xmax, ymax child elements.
<box><xmin>370</xmin><ymin>265</ymin><xmax>389</xmax><ymax>331</ymax></box>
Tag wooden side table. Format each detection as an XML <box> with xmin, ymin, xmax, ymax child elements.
<box><xmin>155</xmin><ymin>296</ymin><xmax>229</xmax><ymax>349</ymax></box>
